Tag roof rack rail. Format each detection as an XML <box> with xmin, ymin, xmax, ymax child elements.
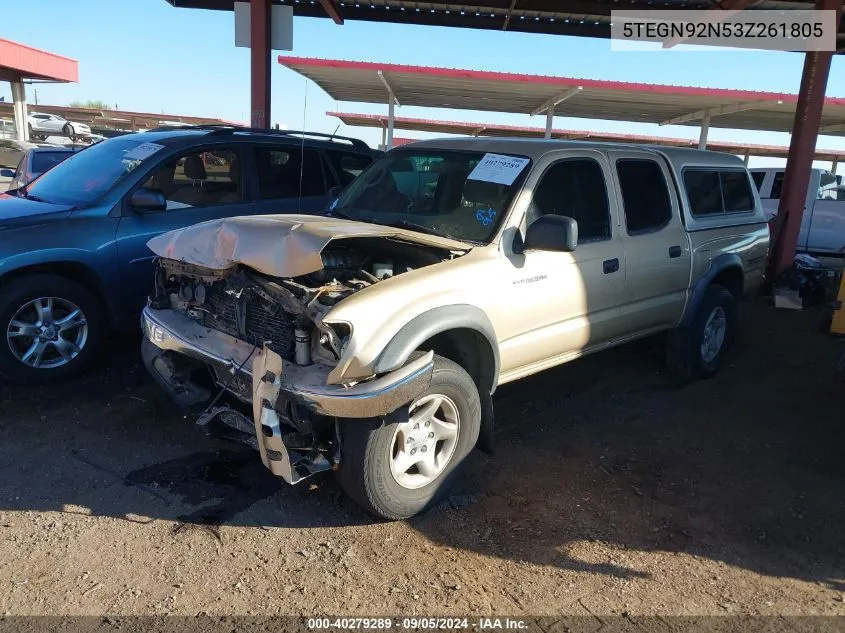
<box><xmin>146</xmin><ymin>123</ymin><xmax>236</xmax><ymax>132</ymax></box>
<box><xmin>204</xmin><ymin>126</ymin><xmax>370</xmax><ymax>149</ymax></box>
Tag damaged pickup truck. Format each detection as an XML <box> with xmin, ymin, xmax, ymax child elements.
<box><xmin>142</xmin><ymin>139</ymin><xmax>770</xmax><ymax>519</ymax></box>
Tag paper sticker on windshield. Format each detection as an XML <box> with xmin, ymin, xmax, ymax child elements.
<box><xmin>124</xmin><ymin>142</ymin><xmax>165</xmax><ymax>161</ymax></box>
<box><xmin>467</xmin><ymin>153</ymin><xmax>530</xmax><ymax>186</ymax></box>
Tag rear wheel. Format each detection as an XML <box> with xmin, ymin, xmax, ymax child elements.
<box><xmin>666</xmin><ymin>284</ymin><xmax>736</xmax><ymax>380</ymax></box>
<box><xmin>337</xmin><ymin>355</ymin><xmax>481</xmax><ymax>520</ymax></box>
<box><xmin>0</xmin><ymin>274</ymin><xmax>105</xmax><ymax>382</ymax></box>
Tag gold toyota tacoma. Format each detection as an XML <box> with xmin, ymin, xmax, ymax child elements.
<box><xmin>141</xmin><ymin>138</ymin><xmax>770</xmax><ymax>519</ymax></box>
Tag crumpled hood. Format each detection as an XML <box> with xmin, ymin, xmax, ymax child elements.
<box><xmin>146</xmin><ymin>214</ymin><xmax>471</xmax><ymax>278</ymax></box>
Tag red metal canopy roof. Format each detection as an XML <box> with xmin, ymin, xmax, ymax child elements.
<box><xmin>169</xmin><ymin>1</ymin><xmax>845</xmax><ymax>46</ymax></box>
<box><xmin>329</xmin><ymin>111</ymin><xmax>845</xmax><ymax>161</ymax></box>
<box><xmin>280</xmin><ymin>56</ymin><xmax>845</xmax><ymax>137</ymax></box>
<box><xmin>0</xmin><ymin>39</ymin><xmax>78</xmax><ymax>83</ymax></box>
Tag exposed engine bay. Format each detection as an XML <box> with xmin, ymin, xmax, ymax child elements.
<box><xmin>149</xmin><ymin>237</ymin><xmax>452</xmax><ymax>372</ymax></box>
<box><xmin>144</xmin><ymin>237</ymin><xmax>453</xmax><ymax>479</ymax></box>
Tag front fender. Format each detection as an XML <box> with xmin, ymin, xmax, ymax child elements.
<box><xmin>372</xmin><ymin>304</ymin><xmax>500</xmax><ymax>391</ymax></box>
<box><xmin>0</xmin><ymin>247</ymin><xmax>102</xmax><ymax>277</ymax></box>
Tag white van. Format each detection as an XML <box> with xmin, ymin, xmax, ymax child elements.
<box><xmin>750</xmin><ymin>167</ymin><xmax>845</xmax><ymax>257</ymax></box>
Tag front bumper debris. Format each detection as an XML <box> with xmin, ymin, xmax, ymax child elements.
<box><xmin>141</xmin><ymin>305</ymin><xmax>435</xmax><ymax>484</ymax></box>
<box><xmin>141</xmin><ymin>306</ymin><xmax>434</xmax><ymax>418</ymax></box>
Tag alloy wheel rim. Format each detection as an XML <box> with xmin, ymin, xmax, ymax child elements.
<box><xmin>700</xmin><ymin>306</ymin><xmax>727</xmax><ymax>364</ymax></box>
<box><xmin>389</xmin><ymin>393</ymin><xmax>460</xmax><ymax>490</ymax></box>
<box><xmin>6</xmin><ymin>296</ymin><xmax>88</xmax><ymax>369</ymax></box>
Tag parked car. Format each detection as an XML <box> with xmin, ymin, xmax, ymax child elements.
<box><xmin>0</xmin><ymin>138</ymin><xmax>39</xmax><ymax>168</ymax></box>
<box><xmin>0</xmin><ymin>126</ymin><xmax>378</xmax><ymax>382</ymax></box>
<box><xmin>27</xmin><ymin>113</ymin><xmax>91</xmax><ymax>140</ymax></box>
<box><xmin>750</xmin><ymin>167</ymin><xmax>845</xmax><ymax>256</ymax></box>
<box><xmin>140</xmin><ymin>138</ymin><xmax>770</xmax><ymax>519</ymax></box>
<box><xmin>3</xmin><ymin>145</ymin><xmax>78</xmax><ymax>189</ymax></box>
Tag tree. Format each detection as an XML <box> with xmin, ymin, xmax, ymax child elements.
<box><xmin>68</xmin><ymin>100</ymin><xmax>113</xmax><ymax>110</ymax></box>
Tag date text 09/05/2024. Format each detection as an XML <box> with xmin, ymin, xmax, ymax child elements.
<box><xmin>307</xmin><ymin>617</ymin><xmax>530</xmax><ymax>630</ymax></box>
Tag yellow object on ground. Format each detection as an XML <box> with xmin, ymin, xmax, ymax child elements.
<box><xmin>832</xmin><ymin>272</ymin><xmax>845</xmax><ymax>334</ymax></box>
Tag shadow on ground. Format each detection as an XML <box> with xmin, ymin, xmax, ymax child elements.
<box><xmin>0</xmin><ymin>302</ymin><xmax>843</xmax><ymax>589</ymax></box>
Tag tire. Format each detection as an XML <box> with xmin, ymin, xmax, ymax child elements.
<box><xmin>666</xmin><ymin>284</ymin><xmax>736</xmax><ymax>380</ymax></box>
<box><xmin>337</xmin><ymin>355</ymin><xmax>481</xmax><ymax>520</ymax></box>
<box><xmin>0</xmin><ymin>274</ymin><xmax>105</xmax><ymax>383</ymax></box>
<box><xmin>27</xmin><ymin>123</ymin><xmax>33</xmax><ymax>139</ymax></box>
<box><xmin>63</xmin><ymin>123</ymin><xmax>74</xmax><ymax>138</ymax></box>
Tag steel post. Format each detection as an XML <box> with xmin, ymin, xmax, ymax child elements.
<box><xmin>766</xmin><ymin>0</ymin><xmax>842</xmax><ymax>279</ymax></box>
<box><xmin>250</xmin><ymin>0</ymin><xmax>271</xmax><ymax>128</ymax></box>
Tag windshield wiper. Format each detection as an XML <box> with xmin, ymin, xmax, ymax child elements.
<box><xmin>383</xmin><ymin>219</ymin><xmax>448</xmax><ymax>238</ymax></box>
<box><xmin>19</xmin><ymin>187</ymin><xmax>48</xmax><ymax>203</ymax></box>
<box><xmin>324</xmin><ymin>208</ymin><xmax>357</xmax><ymax>221</ymax></box>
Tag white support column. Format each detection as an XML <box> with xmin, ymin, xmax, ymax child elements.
<box><xmin>377</xmin><ymin>70</ymin><xmax>399</xmax><ymax>151</ymax></box>
<box><xmin>743</xmin><ymin>150</ymin><xmax>750</xmax><ymax>165</ymax></box>
<box><xmin>832</xmin><ymin>157</ymin><xmax>838</xmax><ymax>174</ymax></box>
<box><xmin>698</xmin><ymin>109</ymin><xmax>711</xmax><ymax>150</ymax></box>
<box><xmin>544</xmin><ymin>105</ymin><xmax>555</xmax><ymax>139</ymax></box>
<box><xmin>380</xmin><ymin>125</ymin><xmax>387</xmax><ymax>151</ymax></box>
<box><xmin>11</xmin><ymin>80</ymin><xmax>28</xmax><ymax>142</ymax></box>
<box><xmin>387</xmin><ymin>93</ymin><xmax>395</xmax><ymax>151</ymax></box>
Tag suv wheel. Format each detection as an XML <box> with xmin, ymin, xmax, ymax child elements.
<box><xmin>666</xmin><ymin>284</ymin><xmax>736</xmax><ymax>380</ymax></box>
<box><xmin>0</xmin><ymin>274</ymin><xmax>105</xmax><ymax>383</ymax></box>
<box><xmin>337</xmin><ymin>355</ymin><xmax>481</xmax><ymax>520</ymax></box>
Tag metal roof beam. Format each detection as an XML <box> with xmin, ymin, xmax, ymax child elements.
<box><xmin>531</xmin><ymin>86</ymin><xmax>583</xmax><ymax>116</ymax></box>
<box><xmin>661</xmin><ymin>100</ymin><xmax>773</xmax><ymax>125</ymax></box>
<box><xmin>502</xmin><ymin>0</ymin><xmax>518</xmax><ymax>30</ymax></box>
<box><xmin>471</xmin><ymin>126</ymin><xmax>487</xmax><ymax>137</ymax></box>
<box><xmin>318</xmin><ymin>0</ymin><xmax>344</xmax><ymax>25</ymax></box>
<box><xmin>377</xmin><ymin>70</ymin><xmax>400</xmax><ymax>106</ymax></box>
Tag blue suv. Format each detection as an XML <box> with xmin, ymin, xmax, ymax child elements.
<box><xmin>0</xmin><ymin>126</ymin><xmax>378</xmax><ymax>382</ymax></box>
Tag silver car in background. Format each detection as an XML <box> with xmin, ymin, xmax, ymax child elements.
<box><xmin>751</xmin><ymin>167</ymin><xmax>845</xmax><ymax>257</ymax></box>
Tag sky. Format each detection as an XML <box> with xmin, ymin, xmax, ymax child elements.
<box><xmin>3</xmin><ymin>0</ymin><xmax>845</xmax><ymax>169</ymax></box>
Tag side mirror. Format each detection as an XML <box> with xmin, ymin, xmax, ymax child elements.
<box><xmin>0</xmin><ymin>169</ymin><xmax>14</xmax><ymax>178</ymax></box>
<box><xmin>130</xmin><ymin>187</ymin><xmax>167</xmax><ymax>213</ymax></box>
<box><xmin>520</xmin><ymin>215</ymin><xmax>578</xmax><ymax>253</ymax></box>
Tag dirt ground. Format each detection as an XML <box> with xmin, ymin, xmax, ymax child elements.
<box><xmin>1</xmin><ymin>300</ymin><xmax>844</xmax><ymax>618</ymax></box>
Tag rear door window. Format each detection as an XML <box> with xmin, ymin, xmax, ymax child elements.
<box><xmin>751</xmin><ymin>171</ymin><xmax>766</xmax><ymax>192</ymax></box>
<box><xmin>615</xmin><ymin>159</ymin><xmax>672</xmax><ymax>234</ymax></box>
<box><xmin>254</xmin><ymin>146</ymin><xmax>327</xmax><ymax>199</ymax></box>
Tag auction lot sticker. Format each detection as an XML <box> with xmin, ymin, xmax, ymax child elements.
<box><xmin>467</xmin><ymin>153</ymin><xmax>530</xmax><ymax>186</ymax></box>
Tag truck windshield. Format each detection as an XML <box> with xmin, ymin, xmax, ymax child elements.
<box><xmin>24</xmin><ymin>137</ymin><xmax>167</xmax><ymax>206</ymax></box>
<box><xmin>331</xmin><ymin>149</ymin><xmax>531</xmax><ymax>243</ymax></box>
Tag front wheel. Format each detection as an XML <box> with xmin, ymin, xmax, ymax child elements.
<box><xmin>337</xmin><ymin>355</ymin><xmax>481</xmax><ymax>520</ymax></box>
<box><xmin>0</xmin><ymin>274</ymin><xmax>105</xmax><ymax>382</ymax></box>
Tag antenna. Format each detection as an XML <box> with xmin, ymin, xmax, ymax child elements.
<box><xmin>298</xmin><ymin>79</ymin><xmax>308</xmax><ymax>213</ymax></box>
<box><xmin>329</xmin><ymin>124</ymin><xmax>341</xmax><ymax>141</ymax></box>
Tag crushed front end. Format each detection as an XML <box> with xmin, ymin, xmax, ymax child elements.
<box><xmin>141</xmin><ymin>249</ymin><xmax>435</xmax><ymax>485</ymax></box>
